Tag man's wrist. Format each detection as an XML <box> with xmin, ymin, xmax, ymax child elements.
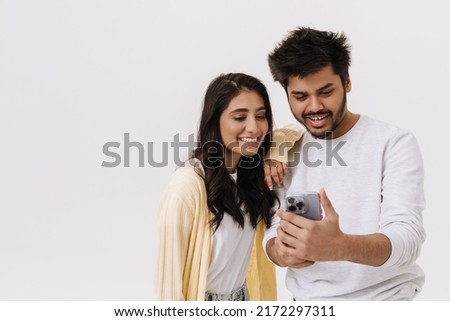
<box><xmin>266</xmin><ymin>238</ymin><xmax>287</xmax><ymax>267</ymax></box>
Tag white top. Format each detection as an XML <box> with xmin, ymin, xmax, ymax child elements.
<box><xmin>264</xmin><ymin>115</ymin><xmax>426</xmax><ymax>300</ymax></box>
<box><xmin>193</xmin><ymin>160</ymin><xmax>256</xmax><ymax>294</ymax></box>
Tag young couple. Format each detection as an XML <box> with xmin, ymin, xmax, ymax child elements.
<box><xmin>156</xmin><ymin>27</ymin><xmax>426</xmax><ymax>301</ymax></box>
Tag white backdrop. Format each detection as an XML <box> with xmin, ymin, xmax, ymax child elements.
<box><xmin>1</xmin><ymin>0</ymin><xmax>448</xmax><ymax>300</ymax></box>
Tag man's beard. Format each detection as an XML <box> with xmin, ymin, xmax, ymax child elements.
<box><xmin>292</xmin><ymin>94</ymin><xmax>347</xmax><ymax>139</ymax></box>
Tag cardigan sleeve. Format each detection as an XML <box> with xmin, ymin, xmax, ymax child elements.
<box><xmin>246</xmin><ymin>221</ymin><xmax>277</xmax><ymax>300</ymax></box>
<box><xmin>156</xmin><ymin>168</ymin><xmax>198</xmax><ymax>300</ymax></box>
<box><xmin>267</xmin><ymin>124</ymin><xmax>305</xmax><ymax>163</ymax></box>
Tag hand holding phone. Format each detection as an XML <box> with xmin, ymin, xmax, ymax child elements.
<box><xmin>285</xmin><ymin>192</ymin><xmax>322</xmax><ymax>221</ymax></box>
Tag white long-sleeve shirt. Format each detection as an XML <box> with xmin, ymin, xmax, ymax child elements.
<box><xmin>264</xmin><ymin>115</ymin><xmax>426</xmax><ymax>300</ymax></box>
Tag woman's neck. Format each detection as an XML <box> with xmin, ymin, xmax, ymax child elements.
<box><xmin>224</xmin><ymin>151</ymin><xmax>240</xmax><ymax>173</ymax></box>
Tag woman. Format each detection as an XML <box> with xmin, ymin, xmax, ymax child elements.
<box><xmin>156</xmin><ymin>73</ymin><xmax>278</xmax><ymax>301</ymax></box>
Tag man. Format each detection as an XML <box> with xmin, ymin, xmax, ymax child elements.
<box><xmin>263</xmin><ymin>27</ymin><xmax>425</xmax><ymax>300</ymax></box>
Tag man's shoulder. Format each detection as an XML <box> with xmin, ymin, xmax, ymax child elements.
<box><xmin>357</xmin><ymin>116</ymin><xmax>422</xmax><ymax>161</ymax></box>
<box><xmin>359</xmin><ymin>115</ymin><xmax>413</xmax><ymax>139</ymax></box>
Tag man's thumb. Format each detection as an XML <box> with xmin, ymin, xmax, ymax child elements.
<box><xmin>320</xmin><ymin>188</ymin><xmax>338</xmax><ymax>219</ymax></box>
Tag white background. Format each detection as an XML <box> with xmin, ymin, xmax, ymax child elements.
<box><xmin>1</xmin><ymin>0</ymin><xmax>448</xmax><ymax>300</ymax></box>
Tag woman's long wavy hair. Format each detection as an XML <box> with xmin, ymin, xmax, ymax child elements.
<box><xmin>193</xmin><ymin>73</ymin><xmax>278</xmax><ymax>230</ymax></box>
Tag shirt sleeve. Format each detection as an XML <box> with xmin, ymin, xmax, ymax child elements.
<box><xmin>267</xmin><ymin>124</ymin><xmax>305</xmax><ymax>163</ymax></box>
<box><xmin>379</xmin><ymin>130</ymin><xmax>426</xmax><ymax>268</ymax></box>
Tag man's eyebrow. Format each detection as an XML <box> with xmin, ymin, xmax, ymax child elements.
<box><xmin>290</xmin><ymin>89</ymin><xmax>305</xmax><ymax>95</ymax></box>
<box><xmin>290</xmin><ymin>83</ymin><xmax>334</xmax><ymax>95</ymax></box>
<box><xmin>316</xmin><ymin>83</ymin><xmax>334</xmax><ymax>92</ymax></box>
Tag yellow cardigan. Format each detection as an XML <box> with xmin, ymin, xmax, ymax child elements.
<box><xmin>156</xmin><ymin>161</ymin><xmax>277</xmax><ymax>301</ymax></box>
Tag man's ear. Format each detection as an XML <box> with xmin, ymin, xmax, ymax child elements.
<box><xmin>345</xmin><ymin>77</ymin><xmax>352</xmax><ymax>93</ymax></box>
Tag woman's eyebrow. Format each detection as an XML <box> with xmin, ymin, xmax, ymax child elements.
<box><xmin>229</xmin><ymin>106</ymin><xmax>265</xmax><ymax>113</ymax></box>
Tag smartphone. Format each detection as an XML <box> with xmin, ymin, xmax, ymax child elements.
<box><xmin>285</xmin><ymin>192</ymin><xmax>322</xmax><ymax>220</ymax></box>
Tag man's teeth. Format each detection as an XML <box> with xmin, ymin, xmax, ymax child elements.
<box><xmin>240</xmin><ymin>137</ymin><xmax>258</xmax><ymax>142</ymax></box>
<box><xmin>309</xmin><ymin>115</ymin><xmax>327</xmax><ymax>121</ymax></box>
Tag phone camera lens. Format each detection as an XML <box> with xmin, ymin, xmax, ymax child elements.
<box><xmin>288</xmin><ymin>205</ymin><xmax>296</xmax><ymax>211</ymax></box>
<box><xmin>296</xmin><ymin>201</ymin><xmax>304</xmax><ymax>208</ymax></box>
<box><xmin>287</xmin><ymin>197</ymin><xmax>295</xmax><ymax>204</ymax></box>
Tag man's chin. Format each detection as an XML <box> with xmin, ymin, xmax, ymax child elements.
<box><xmin>307</xmin><ymin>127</ymin><xmax>333</xmax><ymax>139</ymax></box>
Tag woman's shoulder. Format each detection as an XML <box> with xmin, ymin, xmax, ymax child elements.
<box><xmin>165</xmin><ymin>160</ymin><xmax>206</xmax><ymax>194</ymax></box>
<box><xmin>159</xmin><ymin>160</ymin><xmax>208</xmax><ymax>216</ymax></box>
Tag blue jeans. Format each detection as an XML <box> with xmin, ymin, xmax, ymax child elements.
<box><xmin>205</xmin><ymin>284</ymin><xmax>249</xmax><ymax>301</ymax></box>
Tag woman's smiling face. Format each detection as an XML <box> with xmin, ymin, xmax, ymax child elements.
<box><xmin>219</xmin><ymin>89</ymin><xmax>269</xmax><ymax>172</ymax></box>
